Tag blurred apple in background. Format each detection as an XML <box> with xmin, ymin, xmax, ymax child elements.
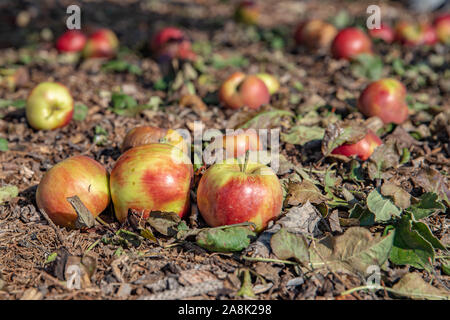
<box><xmin>55</xmin><ymin>30</ymin><xmax>87</xmax><ymax>53</ymax></box>
<box><xmin>150</xmin><ymin>27</ymin><xmax>196</xmax><ymax>61</ymax></box>
<box><xmin>331</xmin><ymin>27</ymin><xmax>373</xmax><ymax>60</ymax></box>
<box><xmin>234</xmin><ymin>0</ymin><xmax>260</xmax><ymax>25</ymax></box>
<box><xmin>434</xmin><ymin>14</ymin><xmax>450</xmax><ymax>44</ymax></box>
<box><xmin>255</xmin><ymin>73</ymin><xmax>279</xmax><ymax>95</ymax></box>
<box><xmin>82</xmin><ymin>28</ymin><xmax>119</xmax><ymax>58</ymax></box>
<box><xmin>368</xmin><ymin>23</ymin><xmax>395</xmax><ymax>43</ymax></box>
<box><xmin>295</xmin><ymin>19</ymin><xmax>338</xmax><ymax>50</ymax></box>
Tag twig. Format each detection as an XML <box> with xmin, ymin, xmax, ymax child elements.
<box><xmin>241</xmin><ymin>255</ymin><xmax>298</xmax><ymax>265</ymax></box>
<box><xmin>39</xmin><ymin>208</ymin><xmax>66</xmax><ymax>248</ymax></box>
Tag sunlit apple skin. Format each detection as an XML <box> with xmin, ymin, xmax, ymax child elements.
<box><xmin>36</xmin><ymin>155</ymin><xmax>111</xmax><ymax>228</ymax></box>
<box><xmin>26</xmin><ymin>82</ymin><xmax>74</xmax><ymax>130</ymax></box>
<box><xmin>368</xmin><ymin>23</ymin><xmax>395</xmax><ymax>43</ymax></box>
<box><xmin>82</xmin><ymin>29</ymin><xmax>119</xmax><ymax>58</ymax></box>
<box><xmin>255</xmin><ymin>73</ymin><xmax>279</xmax><ymax>95</ymax></box>
<box><xmin>56</xmin><ymin>30</ymin><xmax>87</xmax><ymax>53</ymax></box>
<box><xmin>110</xmin><ymin>143</ymin><xmax>193</xmax><ymax>222</ymax></box>
<box><xmin>219</xmin><ymin>72</ymin><xmax>270</xmax><ymax>110</ymax></box>
<box><xmin>434</xmin><ymin>14</ymin><xmax>450</xmax><ymax>45</ymax></box>
<box><xmin>294</xmin><ymin>19</ymin><xmax>338</xmax><ymax>50</ymax></box>
<box><xmin>150</xmin><ymin>27</ymin><xmax>196</xmax><ymax>61</ymax></box>
<box><xmin>395</xmin><ymin>22</ymin><xmax>437</xmax><ymax>46</ymax></box>
<box><xmin>234</xmin><ymin>0</ymin><xmax>260</xmax><ymax>25</ymax></box>
<box><xmin>331</xmin><ymin>130</ymin><xmax>382</xmax><ymax>161</ymax></box>
<box><xmin>121</xmin><ymin>126</ymin><xmax>189</xmax><ymax>155</ymax></box>
<box><xmin>220</xmin><ymin>130</ymin><xmax>262</xmax><ymax>159</ymax></box>
<box><xmin>331</xmin><ymin>28</ymin><xmax>373</xmax><ymax>60</ymax></box>
<box><xmin>358</xmin><ymin>78</ymin><xmax>409</xmax><ymax>125</ymax></box>
<box><xmin>197</xmin><ymin>160</ymin><xmax>283</xmax><ymax>232</ymax></box>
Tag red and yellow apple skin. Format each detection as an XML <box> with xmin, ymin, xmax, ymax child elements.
<box><xmin>368</xmin><ymin>23</ymin><xmax>395</xmax><ymax>43</ymax></box>
<box><xmin>434</xmin><ymin>14</ymin><xmax>450</xmax><ymax>45</ymax></box>
<box><xmin>121</xmin><ymin>126</ymin><xmax>189</xmax><ymax>155</ymax></box>
<box><xmin>255</xmin><ymin>73</ymin><xmax>279</xmax><ymax>95</ymax></box>
<box><xmin>294</xmin><ymin>19</ymin><xmax>338</xmax><ymax>50</ymax></box>
<box><xmin>219</xmin><ymin>72</ymin><xmax>270</xmax><ymax>110</ymax></box>
<box><xmin>110</xmin><ymin>143</ymin><xmax>193</xmax><ymax>222</ymax></box>
<box><xmin>26</xmin><ymin>82</ymin><xmax>74</xmax><ymax>130</ymax></box>
<box><xmin>82</xmin><ymin>29</ymin><xmax>119</xmax><ymax>58</ymax></box>
<box><xmin>331</xmin><ymin>28</ymin><xmax>373</xmax><ymax>60</ymax></box>
<box><xmin>221</xmin><ymin>130</ymin><xmax>262</xmax><ymax>159</ymax></box>
<box><xmin>56</xmin><ymin>30</ymin><xmax>87</xmax><ymax>53</ymax></box>
<box><xmin>395</xmin><ymin>22</ymin><xmax>437</xmax><ymax>46</ymax></box>
<box><xmin>197</xmin><ymin>160</ymin><xmax>283</xmax><ymax>232</ymax></box>
<box><xmin>358</xmin><ymin>78</ymin><xmax>409</xmax><ymax>125</ymax></box>
<box><xmin>36</xmin><ymin>155</ymin><xmax>111</xmax><ymax>228</ymax></box>
<box><xmin>331</xmin><ymin>130</ymin><xmax>382</xmax><ymax>161</ymax></box>
<box><xmin>234</xmin><ymin>0</ymin><xmax>260</xmax><ymax>25</ymax></box>
<box><xmin>150</xmin><ymin>27</ymin><xmax>196</xmax><ymax>61</ymax></box>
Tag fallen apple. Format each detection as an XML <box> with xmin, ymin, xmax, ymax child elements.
<box><xmin>219</xmin><ymin>72</ymin><xmax>270</xmax><ymax>110</ymax></box>
<box><xmin>368</xmin><ymin>23</ymin><xmax>395</xmax><ymax>43</ymax></box>
<box><xmin>255</xmin><ymin>73</ymin><xmax>280</xmax><ymax>95</ymax></box>
<box><xmin>358</xmin><ymin>78</ymin><xmax>409</xmax><ymax>125</ymax></box>
<box><xmin>197</xmin><ymin>158</ymin><xmax>283</xmax><ymax>232</ymax></box>
<box><xmin>234</xmin><ymin>0</ymin><xmax>260</xmax><ymax>25</ymax></box>
<box><xmin>150</xmin><ymin>27</ymin><xmax>196</xmax><ymax>61</ymax></box>
<box><xmin>434</xmin><ymin>14</ymin><xmax>450</xmax><ymax>44</ymax></box>
<box><xmin>110</xmin><ymin>143</ymin><xmax>193</xmax><ymax>222</ymax></box>
<box><xmin>82</xmin><ymin>28</ymin><xmax>119</xmax><ymax>59</ymax></box>
<box><xmin>395</xmin><ymin>21</ymin><xmax>437</xmax><ymax>46</ymax></box>
<box><xmin>36</xmin><ymin>155</ymin><xmax>111</xmax><ymax>228</ymax></box>
<box><xmin>121</xmin><ymin>126</ymin><xmax>189</xmax><ymax>155</ymax></box>
<box><xmin>331</xmin><ymin>129</ymin><xmax>382</xmax><ymax>161</ymax></box>
<box><xmin>26</xmin><ymin>82</ymin><xmax>74</xmax><ymax>130</ymax></box>
<box><xmin>218</xmin><ymin>129</ymin><xmax>263</xmax><ymax>159</ymax></box>
<box><xmin>331</xmin><ymin>27</ymin><xmax>373</xmax><ymax>60</ymax></box>
<box><xmin>56</xmin><ymin>30</ymin><xmax>87</xmax><ymax>53</ymax></box>
<box><xmin>294</xmin><ymin>19</ymin><xmax>338</xmax><ymax>50</ymax></box>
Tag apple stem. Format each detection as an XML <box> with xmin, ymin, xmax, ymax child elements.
<box><xmin>241</xmin><ymin>150</ymin><xmax>250</xmax><ymax>173</ymax></box>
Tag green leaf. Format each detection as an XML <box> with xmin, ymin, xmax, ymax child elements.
<box><xmin>93</xmin><ymin>125</ymin><xmax>108</xmax><ymax>146</ymax></box>
<box><xmin>0</xmin><ymin>138</ymin><xmax>8</xmax><ymax>152</ymax></box>
<box><xmin>351</xmin><ymin>54</ymin><xmax>384</xmax><ymax>80</ymax></box>
<box><xmin>196</xmin><ymin>225</ymin><xmax>256</xmax><ymax>252</ymax></box>
<box><xmin>102</xmin><ymin>60</ymin><xmax>142</xmax><ymax>75</ymax></box>
<box><xmin>238</xmin><ymin>109</ymin><xmax>294</xmax><ymax>129</ymax></box>
<box><xmin>0</xmin><ymin>185</ymin><xmax>18</xmax><ymax>204</ymax></box>
<box><xmin>73</xmin><ymin>103</ymin><xmax>88</xmax><ymax>121</ymax></box>
<box><xmin>348</xmin><ymin>204</ymin><xmax>375</xmax><ymax>226</ymax></box>
<box><xmin>281</xmin><ymin>125</ymin><xmax>324</xmax><ymax>145</ymax></box>
<box><xmin>367</xmin><ymin>189</ymin><xmax>402</xmax><ymax>222</ymax></box>
<box><xmin>211</xmin><ymin>54</ymin><xmax>249</xmax><ymax>69</ymax></box>
<box><xmin>442</xmin><ymin>263</ymin><xmax>450</xmax><ymax>276</ymax></box>
<box><xmin>412</xmin><ymin>220</ymin><xmax>446</xmax><ymax>251</ymax></box>
<box><xmin>392</xmin><ymin>272</ymin><xmax>449</xmax><ymax>300</ymax></box>
<box><xmin>270</xmin><ymin>228</ymin><xmax>309</xmax><ymax>264</ymax></box>
<box><xmin>406</xmin><ymin>193</ymin><xmax>445</xmax><ymax>220</ymax></box>
<box><xmin>329</xmin><ymin>10</ymin><xmax>352</xmax><ymax>29</ymax></box>
<box><xmin>236</xmin><ymin>269</ymin><xmax>255</xmax><ymax>298</ymax></box>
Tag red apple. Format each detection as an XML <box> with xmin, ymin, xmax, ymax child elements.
<box><xmin>434</xmin><ymin>14</ymin><xmax>450</xmax><ymax>44</ymax></box>
<box><xmin>294</xmin><ymin>19</ymin><xmax>338</xmax><ymax>50</ymax></box>
<box><xmin>55</xmin><ymin>30</ymin><xmax>87</xmax><ymax>53</ymax></box>
<box><xmin>368</xmin><ymin>23</ymin><xmax>395</xmax><ymax>43</ymax></box>
<box><xmin>82</xmin><ymin>28</ymin><xmax>119</xmax><ymax>58</ymax></box>
<box><xmin>422</xmin><ymin>23</ymin><xmax>438</xmax><ymax>45</ymax></box>
<box><xmin>110</xmin><ymin>143</ymin><xmax>193</xmax><ymax>222</ymax></box>
<box><xmin>395</xmin><ymin>21</ymin><xmax>437</xmax><ymax>46</ymax></box>
<box><xmin>150</xmin><ymin>27</ymin><xmax>196</xmax><ymax>61</ymax></box>
<box><xmin>121</xmin><ymin>126</ymin><xmax>189</xmax><ymax>155</ymax></box>
<box><xmin>331</xmin><ymin>129</ymin><xmax>382</xmax><ymax>161</ymax></box>
<box><xmin>36</xmin><ymin>155</ymin><xmax>111</xmax><ymax>228</ymax></box>
<box><xmin>255</xmin><ymin>73</ymin><xmax>279</xmax><ymax>94</ymax></box>
<box><xmin>219</xmin><ymin>72</ymin><xmax>270</xmax><ymax>110</ymax></box>
<box><xmin>358</xmin><ymin>78</ymin><xmax>409</xmax><ymax>124</ymax></box>
<box><xmin>218</xmin><ymin>130</ymin><xmax>263</xmax><ymax>159</ymax></box>
<box><xmin>331</xmin><ymin>27</ymin><xmax>373</xmax><ymax>60</ymax></box>
<box><xmin>26</xmin><ymin>82</ymin><xmax>74</xmax><ymax>130</ymax></box>
<box><xmin>234</xmin><ymin>0</ymin><xmax>260</xmax><ymax>25</ymax></box>
<box><xmin>197</xmin><ymin>159</ymin><xmax>282</xmax><ymax>232</ymax></box>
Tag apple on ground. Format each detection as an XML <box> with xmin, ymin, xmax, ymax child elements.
<box><xmin>331</xmin><ymin>129</ymin><xmax>382</xmax><ymax>161</ymax></box>
<box><xmin>255</xmin><ymin>73</ymin><xmax>279</xmax><ymax>95</ymax></box>
<box><xmin>368</xmin><ymin>23</ymin><xmax>395</xmax><ymax>43</ymax></box>
<box><xmin>121</xmin><ymin>126</ymin><xmax>189</xmax><ymax>155</ymax></box>
<box><xmin>56</xmin><ymin>30</ymin><xmax>87</xmax><ymax>53</ymax></box>
<box><xmin>150</xmin><ymin>27</ymin><xmax>196</xmax><ymax>61</ymax></box>
<box><xmin>234</xmin><ymin>0</ymin><xmax>260</xmax><ymax>25</ymax></box>
<box><xmin>331</xmin><ymin>27</ymin><xmax>373</xmax><ymax>60</ymax></box>
<box><xmin>214</xmin><ymin>129</ymin><xmax>262</xmax><ymax>159</ymax></box>
<box><xmin>294</xmin><ymin>19</ymin><xmax>338</xmax><ymax>50</ymax></box>
<box><xmin>197</xmin><ymin>158</ymin><xmax>283</xmax><ymax>232</ymax></box>
<box><xmin>358</xmin><ymin>78</ymin><xmax>409</xmax><ymax>125</ymax></box>
<box><xmin>36</xmin><ymin>155</ymin><xmax>111</xmax><ymax>228</ymax></box>
<box><xmin>26</xmin><ymin>82</ymin><xmax>74</xmax><ymax>130</ymax></box>
<box><xmin>434</xmin><ymin>14</ymin><xmax>450</xmax><ymax>44</ymax></box>
<box><xmin>219</xmin><ymin>72</ymin><xmax>270</xmax><ymax>110</ymax></box>
<box><xmin>110</xmin><ymin>143</ymin><xmax>193</xmax><ymax>222</ymax></box>
<box><xmin>395</xmin><ymin>21</ymin><xmax>437</xmax><ymax>46</ymax></box>
<box><xmin>82</xmin><ymin>28</ymin><xmax>119</xmax><ymax>59</ymax></box>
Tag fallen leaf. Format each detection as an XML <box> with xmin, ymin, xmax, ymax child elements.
<box><xmin>285</xmin><ymin>180</ymin><xmax>329</xmax><ymax>206</ymax></box>
<box><xmin>196</xmin><ymin>224</ymin><xmax>257</xmax><ymax>252</ymax></box>
<box><xmin>147</xmin><ymin>211</ymin><xmax>181</xmax><ymax>236</ymax></box>
<box><xmin>406</xmin><ymin>192</ymin><xmax>445</xmax><ymax>220</ymax></box>
<box><xmin>67</xmin><ymin>195</ymin><xmax>95</xmax><ymax>229</ymax></box>
<box><xmin>270</xmin><ymin>228</ymin><xmax>309</xmax><ymax>264</ymax></box>
<box><xmin>392</xmin><ymin>273</ymin><xmax>449</xmax><ymax>300</ymax></box>
<box><xmin>367</xmin><ymin>188</ymin><xmax>402</xmax><ymax>222</ymax></box>
<box><xmin>0</xmin><ymin>185</ymin><xmax>18</xmax><ymax>205</ymax></box>
<box><xmin>381</xmin><ymin>181</ymin><xmax>411</xmax><ymax>209</ymax></box>
<box><xmin>321</xmin><ymin>120</ymin><xmax>367</xmax><ymax>158</ymax></box>
<box><xmin>281</xmin><ymin>125</ymin><xmax>324</xmax><ymax>145</ymax></box>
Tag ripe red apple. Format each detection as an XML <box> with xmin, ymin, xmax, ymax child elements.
<box><xmin>219</xmin><ymin>72</ymin><xmax>270</xmax><ymax>110</ymax></box>
<box><xmin>121</xmin><ymin>126</ymin><xmax>189</xmax><ymax>155</ymax></box>
<box><xmin>331</xmin><ymin>129</ymin><xmax>382</xmax><ymax>161</ymax></box>
<box><xmin>82</xmin><ymin>28</ymin><xmax>119</xmax><ymax>58</ymax></box>
<box><xmin>358</xmin><ymin>78</ymin><xmax>409</xmax><ymax>125</ymax></box>
<box><xmin>218</xmin><ymin>130</ymin><xmax>262</xmax><ymax>159</ymax></box>
<box><xmin>434</xmin><ymin>14</ymin><xmax>450</xmax><ymax>44</ymax></box>
<box><xmin>255</xmin><ymin>73</ymin><xmax>280</xmax><ymax>94</ymax></box>
<box><xmin>110</xmin><ymin>143</ymin><xmax>193</xmax><ymax>222</ymax></box>
<box><xmin>197</xmin><ymin>159</ymin><xmax>283</xmax><ymax>232</ymax></box>
<box><xmin>294</xmin><ymin>19</ymin><xmax>338</xmax><ymax>50</ymax></box>
<box><xmin>331</xmin><ymin>27</ymin><xmax>373</xmax><ymax>60</ymax></box>
<box><xmin>234</xmin><ymin>0</ymin><xmax>260</xmax><ymax>25</ymax></box>
<box><xmin>26</xmin><ymin>82</ymin><xmax>74</xmax><ymax>130</ymax></box>
<box><xmin>36</xmin><ymin>155</ymin><xmax>111</xmax><ymax>228</ymax></box>
<box><xmin>150</xmin><ymin>27</ymin><xmax>196</xmax><ymax>61</ymax></box>
<box><xmin>395</xmin><ymin>21</ymin><xmax>437</xmax><ymax>46</ymax></box>
<box><xmin>368</xmin><ymin>23</ymin><xmax>395</xmax><ymax>43</ymax></box>
<box><xmin>55</xmin><ymin>30</ymin><xmax>87</xmax><ymax>53</ymax></box>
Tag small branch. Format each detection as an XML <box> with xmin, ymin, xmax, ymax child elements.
<box><xmin>241</xmin><ymin>256</ymin><xmax>298</xmax><ymax>265</ymax></box>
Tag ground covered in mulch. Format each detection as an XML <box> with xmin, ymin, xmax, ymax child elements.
<box><xmin>0</xmin><ymin>0</ymin><xmax>449</xmax><ymax>300</ymax></box>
